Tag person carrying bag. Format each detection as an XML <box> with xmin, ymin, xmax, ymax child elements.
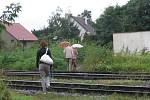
<box><xmin>36</xmin><ymin>40</ymin><xmax>53</xmax><ymax>94</ymax></box>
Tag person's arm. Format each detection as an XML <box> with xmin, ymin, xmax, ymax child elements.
<box><xmin>36</xmin><ymin>50</ymin><xmax>40</xmax><ymax>68</ymax></box>
<box><xmin>47</xmin><ymin>48</ymin><xmax>52</xmax><ymax>58</ymax></box>
<box><xmin>76</xmin><ymin>49</ymin><xmax>78</xmax><ymax>55</ymax></box>
<box><xmin>47</xmin><ymin>48</ymin><xmax>53</xmax><ymax>67</ymax></box>
<box><xmin>64</xmin><ymin>48</ymin><xmax>66</xmax><ymax>58</ymax></box>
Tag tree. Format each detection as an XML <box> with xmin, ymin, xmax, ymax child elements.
<box><xmin>48</xmin><ymin>13</ymin><xmax>79</xmax><ymax>40</ymax></box>
<box><xmin>94</xmin><ymin>5</ymin><xmax>123</xmax><ymax>47</ymax></box>
<box><xmin>0</xmin><ymin>3</ymin><xmax>21</xmax><ymax>32</ymax></box>
<box><xmin>94</xmin><ymin>0</ymin><xmax>150</xmax><ymax>48</ymax></box>
<box><xmin>122</xmin><ymin>0</ymin><xmax>150</xmax><ymax>31</ymax></box>
<box><xmin>33</xmin><ymin>7</ymin><xmax>79</xmax><ymax>40</ymax></box>
<box><xmin>0</xmin><ymin>3</ymin><xmax>21</xmax><ymax>49</ymax></box>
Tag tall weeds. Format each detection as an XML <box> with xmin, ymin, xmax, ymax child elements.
<box><xmin>81</xmin><ymin>44</ymin><xmax>150</xmax><ymax>72</ymax></box>
<box><xmin>0</xmin><ymin>81</ymin><xmax>12</xmax><ymax>100</ymax></box>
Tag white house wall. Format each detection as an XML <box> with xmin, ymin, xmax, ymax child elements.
<box><xmin>113</xmin><ymin>32</ymin><xmax>145</xmax><ymax>53</ymax></box>
<box><xmin>1</xmin><ymin>30</ymin><xmax>18</xmax><ymax>48</ymax></box>
<box><xmin>141</xmin><ymin>32</ymin><xmax>150</xmax><ymax>51</ymax></box>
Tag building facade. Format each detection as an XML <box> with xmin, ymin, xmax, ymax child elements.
<box><xmin>66</xmin><ymin>14</ymin><xmax>96</xmax><ymax>41</ymax></box>
<box><xmin>0</xmin><ymin>23</ymin><xmax>38</xmax><ymax>48</ymax></box>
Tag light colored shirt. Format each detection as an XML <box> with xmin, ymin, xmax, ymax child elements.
<box><xmin>64</xmin><ymin>46</ymin><xmax>73</xmax><ymax>58</ymax></box>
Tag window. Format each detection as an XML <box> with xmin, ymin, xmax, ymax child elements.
<box><xmin>11</xmin><ymin>40</ymin><xmax>14</xmax><ymax>42</ymax></box>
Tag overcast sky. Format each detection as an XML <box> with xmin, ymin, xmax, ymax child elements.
<box><xmin>0</xmin><ymin>0</ymin><xmax>130</xmax><ymax>31</ymax></box>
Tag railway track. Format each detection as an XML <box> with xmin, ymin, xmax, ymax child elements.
<box><xmin>5</xmin><ymin>80</ymin><xmax>150</xmax><ymax>95</ymax></box>
<box><xmin>4</xmin><ymin>70</ymin><xmax>150</xmax><ymax>74</ymax></box>
<box><xmin>3</xmin><ymin>70</ymin><xmax>150</xmax><ymax>95</ymax></box>
<box><xmin>4</xmin><ymin>71</ymin><xmax>150</xmax><ymax>80</ymax></box>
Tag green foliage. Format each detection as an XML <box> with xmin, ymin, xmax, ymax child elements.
<box><xmin>32</xmin><ymin>7</ymin><xmax>79</xmax><ymax>40</ymax></box>
<box><xmin>50</xmin><ymin>44</ymin><xmax>67</xmax><ymax>70</ymax></box>
<box><xmin>81</xmin><ymin>44</ymin><xmax>150</xmax><ymax>72</ymax></box>
<box><xmin>0</xmin><ymin>47</ymin><xmax>37</xmax><ymax>70</ymax></box>
<box><xmin>1</xmin><ymin>54</ymin><xmax>18</xmax><ymax>68</ymax></box>
<box><xmin>0</xmin><ymin>24</ymin><xmax>5</xmax><ymax>34</ymax></box>
<box><xmin>0</xmin><ymin>81</ymin><xmax>12</xmax><ymax>100</ymax></box>
<box><xmin>1</xmin><ymin>42</ymin><xmax>150</xmax><ymax>72</ymax></box>
<box><xmin>81</xmin><ymin>44</ymin><xmax>112</xmax><ymax>71</ymax></box>
<box><xmin>0</xmin><ymin>43</ymin><xmax>69</xmax><ymax>71</ymax></box>
<box><xmin>10</xmin><ymin>90</ymin><xmax>150</xmax><ymax>100</ymax></box>
<box><xmin>94</xmin><ymin>5</ymin><xmax>122</xmax><ymax>47</ymax></box>
<box><xmin>122</xmin><ymin>0</ymin><xmax>150</xmax><ymax>31</ymax></box>
<box><xmin>0</xmin><ymin>3</ymin><xmax>21</xmax><ymax>24</ymax></box>
<box><xmin>0</xmin><ymin>3</ymin><xmax>21</xmax><ymax>49</ymax></box>
<box><xmin>94</xmin><ymin>0</ymin><xmax>150</xmax><ymax>47</ymax></box>
<box><xmin>53</xmin><ymin>18</ymin><xmax>79</xmax><ymax>39</ymax></box>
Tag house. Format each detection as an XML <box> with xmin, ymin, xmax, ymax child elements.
<box><xmin>0</xmin><ymin>23</ymin><xmax>38</xmax><ymax>48</ymax></box>
<box><xmin>66</xmin><ymin>14</ymin><xmax>96</xmax><ymax>41</ymax></box>
<box><xmin>113</xmin><ymin>31</ymin><xmax>150</xmax><ymax>54</ymax></box>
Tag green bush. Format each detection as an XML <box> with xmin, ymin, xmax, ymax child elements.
<box><xmin>0</xmin><ymin>81</ymin><xmax>12</xmax><ymax>100</ymax></box>
<box><xmin>0</xmin><ymin>43</ymin><xmax>67</xmax><ymax>71</ymax></box>
<box><xmin>50</xmin><ymin>45</ymin><xmax>67</xmax><ymax>70</ymax></box>
<box><xmin>81</xmin><ymin>44</ymin><xmax>112</xmax><ymax>71</ymax></box>
<box><xmin>1</xmin><ymin>42</ymin><xmax>150</xmax><ymax>72</ymax></box>
<box><xmin>81</xmin><ymin>44</ymin><xmax>150</xmax><ymax>72</ymax></box>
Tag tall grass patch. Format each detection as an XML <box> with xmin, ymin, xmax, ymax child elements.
<box><xmin>0</xmin><ymin>47</ymin><xmax>37</xmax><ymax>70</ymax></box>
<box><xmin>0</xmin><ymin>43</ymin><xmax>67</xmax><ymax>70</ymax></box>
<box><xmin>1</xmin><ymin>43</ymin><xmax>150</xmax><ymax>72</ymax></box>
<box><xmin>0</xmin><ymin>81</ymin><xmax>12</xmax><ymax>100</ymax></box>
<box><xmin>81</xmin><ymin>44</ymin><xmax>150</xmax><ymax>72</ymax></box>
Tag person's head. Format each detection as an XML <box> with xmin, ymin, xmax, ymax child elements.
<box><xmin>67</xmin><ymin>43</ymin><xmax>71</xmax><ymax>46</ymax></box>
<box><xmin>40</xmin><ymin>40</ymin><xmax>48</xmax><ymax>48</ymax></box>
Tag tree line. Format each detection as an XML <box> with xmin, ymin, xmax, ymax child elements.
<box><xmin>1</xmin><ymin>0</ymin><xmax>150</xmax><ymax>49</ymax></box>
<box><xmin>32</xmin><ymin>0</ymin><xmax>150</xmax><ymax>48</ymax></box>
<box><xmin>0</xmin><ymin>3</ymin><xmax>21</xmax><ymax>49</ymax></box>
<box><xmin>94</xmin><ymin>0</ymin><xmax>150</xmax><ymax>47</ymax></box>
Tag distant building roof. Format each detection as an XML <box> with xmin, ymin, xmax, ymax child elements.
<box><xmin>71</xmin><ymin>16</ymin><xmax>96</xmax><ymax>35</ymax></box>
<box><xmin>5</xmin><ymin>23</ymin><xmax>38</xmax><ymax>41</ymax></box>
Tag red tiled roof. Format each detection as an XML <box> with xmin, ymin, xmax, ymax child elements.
<box><xmin>5</xmin><ymin>23</ymin><xmax>38</xmax><ymax>41</ymax></box>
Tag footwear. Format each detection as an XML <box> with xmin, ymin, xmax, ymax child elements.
<box><xmin>46</xmin><ymin>86</ymin><xmax>52</xmax><ymax>91</ymax></box>
<box><xmin>43</xmin><ymin>92</ymin><xmax>47</xmax><ymax>94</ymax></box>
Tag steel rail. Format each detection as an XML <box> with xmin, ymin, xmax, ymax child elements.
<box><xmin>4</xmin><ymin>70</ymin><xmax>150</xmax><ymax>74</ymax></box>
<box><xmin>5</xmin><ymin>80</ymin><xmax>150</xmax><ymax>95</ymax></box>
<box><xmin>4</xmin><ymin>71</ymin><xmax>150</xmax><ymax>80</ymax></box>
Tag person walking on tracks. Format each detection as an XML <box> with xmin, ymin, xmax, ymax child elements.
<box><xmin>71</xmin><ymin>47</ymin><xmax>78</xmax><ymax>71</ymax></box>
<box><xmin>64</xmin><ymin>43</ymin><xmax>73</xmax><ymax>71</ymax></box>
<box><xmin>36</xmin><ymin>40</ymin><xmax>53</xmax><ymax>94</ymax></box>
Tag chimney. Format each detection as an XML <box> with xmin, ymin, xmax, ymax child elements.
<box><xmin>84</xmin><ymin>17</ymin><xmax>88</xmax><ymax>25</ymax></box>
<box><xmin>65</xmin><ymin>13</ymin><xmax>72</xmax><ymax>19</ymax></box>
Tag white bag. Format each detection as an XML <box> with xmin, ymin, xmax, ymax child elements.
<box><xmin>40</xmin><ymin>48</ymin><xmax>53</xmax><ymax>64</ymax></box>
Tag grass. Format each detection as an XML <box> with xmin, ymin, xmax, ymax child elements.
<box><xmin>0</xmin><ymin>43</ymin><xmax>73</xmax><ymax>71</ymax></box>
<box><xmin>1</xmin><ymin>43</ymin><xmax>150</xmax><ymax>72</ymax></box>
<box><xmin>10</xmin><ymin>90</ymin><xmax>150</xmax><ymax>100</ymax></box>
<box><xmin>50</xmin><ymin>79</ymin><xmax>150</xmax><ymax>86</ymax></box>
<box><xmin>81</xmin><ymin>45</ymin><xmax>150</xmax><ymax>72</ymax></box>
<box><xmin>11</xmin><ymin>90</ymin><xmax>102</xmax><ymax>100</ymax></box>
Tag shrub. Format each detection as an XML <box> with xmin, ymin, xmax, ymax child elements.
<box><xmin>81</xmin><ymin>44</ymin><xmax>112</xmax><ymax>71</ymax></box>
<box><xmin>81</xmin><ymin>44</ymin><xmax>150</xmax><ymax>72</ymax></box>
<box><xmin>0</xmin><ymin>81</ymin><xmax>12</xmax><ymax>100</ymax></box>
